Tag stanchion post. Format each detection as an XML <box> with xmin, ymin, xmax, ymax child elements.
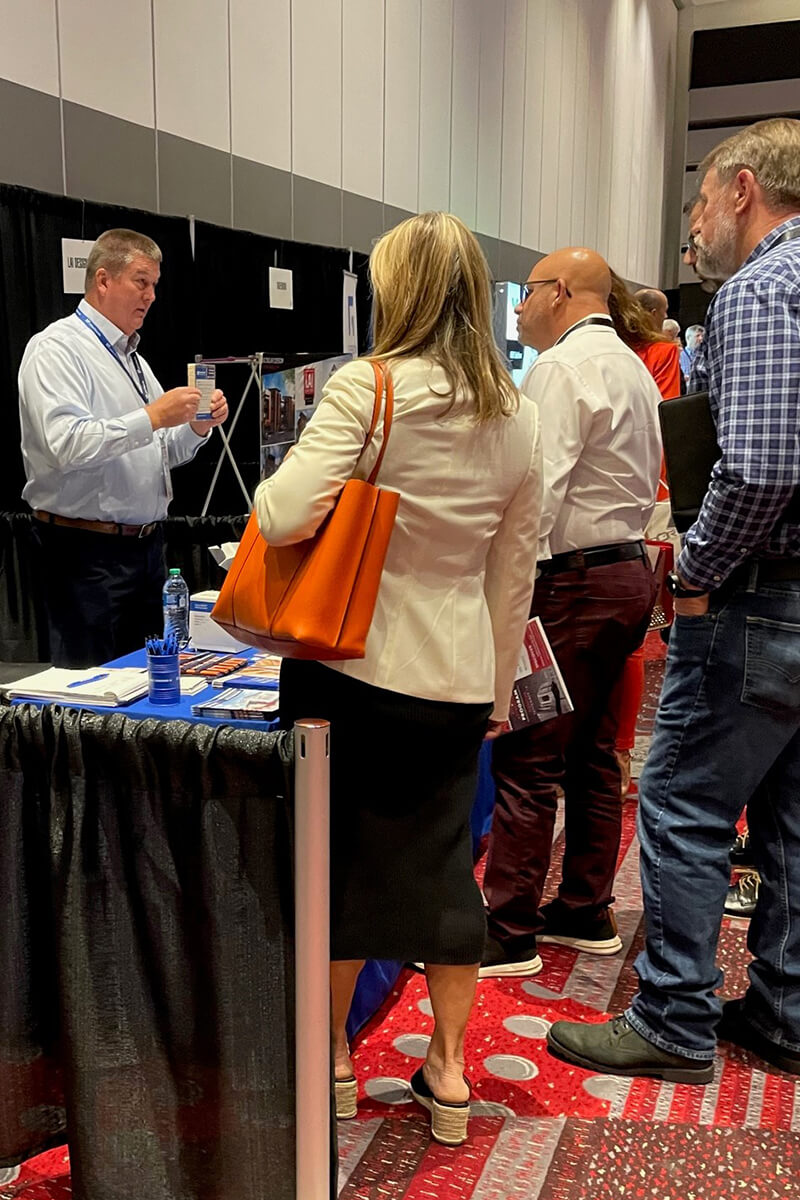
<box><xmin>294</xmin><ymin>719</ymin><xmax>331</xmax><ymax>1200</ymax></box>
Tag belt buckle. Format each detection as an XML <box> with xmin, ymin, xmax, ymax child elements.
<box><xmin>137</xmin><ymin>523</ymin><xmax>149</xmax><ymax>539</ymax></box>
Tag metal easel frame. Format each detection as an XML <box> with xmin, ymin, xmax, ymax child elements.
<box><xmin>198</xmin><ymin>351</ymin><xmax>343</xmax><ymax>516</ymax></box>
<box><xmin>199</xmin><ymin>353</ymin><xmax>265</xmax><ymax>516</ymax></box>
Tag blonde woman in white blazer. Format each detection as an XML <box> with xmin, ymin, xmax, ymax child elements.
<box><xmin>255</xmin><ymin>212</ymin><xmax>541</xmax><ymax>1147</ymax></box>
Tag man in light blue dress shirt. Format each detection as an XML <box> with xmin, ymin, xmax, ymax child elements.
<box><xmin>18</xmin><ymin>228</ymin><xmax>228</xmax><ymax>667</ymax></box>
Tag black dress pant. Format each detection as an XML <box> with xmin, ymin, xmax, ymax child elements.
<box><xmin>32</xmin><ymin>521</ymin><xmax>166</xmax><ymax>668</ymax></box>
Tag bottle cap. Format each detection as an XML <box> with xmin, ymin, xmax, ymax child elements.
<box><xmin>169</xmin><ymin>568</ymin><xmax>181</xmax><ymax>576</ymax></box>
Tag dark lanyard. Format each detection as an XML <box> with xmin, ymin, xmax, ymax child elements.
<box><xmin>74</xmin><ymin>308</ymin><xmax>150</xmax><ymax>404</ymax></box>
<box><xmin>556</xmin><ymin>316</ymin><xmax>616</xmax><ymax>345</ymax></box>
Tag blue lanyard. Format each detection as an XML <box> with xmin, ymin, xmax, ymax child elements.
<box><xmin>75</xmin><ymin>308</ymin><xmax>150</xmax><ymax>404</ymax></box>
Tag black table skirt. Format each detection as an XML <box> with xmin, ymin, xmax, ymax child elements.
<box><xmin>0</xmin><ymin>702</ymin><xmax>330</xmax><ymax>1200</ymax></box>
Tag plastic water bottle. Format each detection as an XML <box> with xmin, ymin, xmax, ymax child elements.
<box><xmin>162</xmin><ymin>568</ymin><xmax>190</xmax><ymax>647</ymax></box>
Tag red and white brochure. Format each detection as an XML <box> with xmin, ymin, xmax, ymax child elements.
<box><xmin>501</xmin><ymin>617</ymin><xmax>573</xmax><ymax>734</ymax></box>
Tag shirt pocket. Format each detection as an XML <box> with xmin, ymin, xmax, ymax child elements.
<box><xmin>741</xmin><ymin>616</ymin><xmax>800</xmax><ymax>714</ymax></box>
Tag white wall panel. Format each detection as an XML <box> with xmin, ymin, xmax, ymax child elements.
<box><xmin>520</xmin><ymin>0</ymin><xmax>546</xmax><ymax>250</ymax></box>
<box><xmin>230</xmin><ymin>0</ymin><xmax>291</xmax><ymax>170</ymax></box>
<box><xmin>59</xmin><ymin>0</ymin><xmax>153</xmax><ymax>127</ymax></box>
<box><xmin>418</xmin><ymin>0</ymin><xmax>453</xmax><ymax>213</ymax></box>
<box><xmin>384</xmin><ymin>0</ymin><xmax>420</xmax><ymax>212</ymax></box>
<box><xmin>581</xmin><ymin>0</ymin><xmax>609</xmax><ymax>255</ymax></box>
<box><xmin>568</xmin><ymin>1</ymin><xmax>590</xmax><ymax>250</ymax></box>
<box><xmin>499</xmin><ymin>0</ymin><xmax>527</xmax><ymax>246</ymax></box>
<box><xmin>154</xmin><ymin>0</ymin><xmax>230</xmax><ymax>151</ymax></box>
<box><xmin>0</xmin><ymin>0</ymin><xmax>59</xmax><ymax>95</ymax></box>
<box><xmin>342</xmin><ymin>0</ymin><xmax>384</xmax><ymax>201</ymax></box>
<box><xmin>594</xmin><ymin>0</ymin><xmax>619</xmax><ymax>262</ymax></box>
<box><xmin>626</xmin><ymin>1</ymin><xmax>648</xmax><ymax>281</ymax></box>
<box><xmin>450</xmin><ymin>0</ymin><xmax>480</xmax><ymax>227</ymax></box>
<box><xmin>606</xmin><ymin>0</ymin><xmax>635</xmax><ymax>271</ymax></box>
<box><xmin>537</xmin><ymin>0</ymin><xmax>563</xmax><ymax>254</ymax></box>
<box><xmin>554</xmin><ymin>0</ymin><xmax>578</xmax><ymax>250</ymax></box>
<box><xmin>475</xmin><ymin>0</ymin><xmax>504</xmax><ymax>237</ymax></box>
<box><xmin>291</xmin><ymin>0</ymin><xmax>342</xmax><ymax>185</ymax></box>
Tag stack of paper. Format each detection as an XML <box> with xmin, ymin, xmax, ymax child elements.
<box><xmin>5</xmin><ymin>667</ymin><xmax>150</xmax><ymax>706</ymax></box>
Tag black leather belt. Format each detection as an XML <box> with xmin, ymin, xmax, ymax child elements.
<box><xmin>540</xmin><ymin>540</ymin><xmax>647</xmax><ymax>576</ymax></box>
<box><xmin>35</xmin><ymin>510</ymin><xmax>159</xmax><ymax>538</ymax></box>
<box><xmin>725</xmin><ymin>557</ymin><xmax>800</xmax><ymax>588</ymax></box>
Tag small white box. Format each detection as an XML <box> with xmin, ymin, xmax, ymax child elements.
<box><xmin>189</xmin><ymin>590</ymin><xmax>251</xmax><ymax>652</ymax></box>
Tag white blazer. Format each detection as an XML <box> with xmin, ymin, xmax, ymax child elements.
<box><xmin>254</xmin><ymin>356</ymin><xmax>542</xmax><ymax>720</ymax></box>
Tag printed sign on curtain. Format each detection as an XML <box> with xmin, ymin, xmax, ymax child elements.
<box><xmin>343</xmin><ymin>271</ymin><xmax>358</xmax><ymax>356</ymax></box>
<box><xmin>61</xmin><ymin>239</ymin><xmax>96</xmax><ymax>294</ymax></box>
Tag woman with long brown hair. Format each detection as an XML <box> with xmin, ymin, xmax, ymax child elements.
<box><xmin>255</xmin><ymin>212</ymin><xmax>542</xmax><ymax>1146</ymax></box>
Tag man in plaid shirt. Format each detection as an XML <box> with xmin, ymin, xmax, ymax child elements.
<box><xmin>547</xmin><ymin>118</ymin><xmax>800</xmax><ymax>1083</ymax></box>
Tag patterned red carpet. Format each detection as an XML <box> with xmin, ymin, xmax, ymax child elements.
<box><xmin>337</xmin><ymin>649</ymin><xmax>800</xmax><ymax>1199</ymax></box>
<box><xmin>7</xmin><ymin>644</ymin><xmax>800</xmax><ymax>1198</ymax></box>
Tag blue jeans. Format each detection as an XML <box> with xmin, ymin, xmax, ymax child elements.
<box><xmin>627</xmin><ymin>571</ymin><xmax>800</xmax><ymax>1060</ymax></box>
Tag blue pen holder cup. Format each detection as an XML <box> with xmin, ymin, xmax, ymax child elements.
<box><xmin>147</xmin><ymin>652</ymin><xmax>180</xmax><ymax>705</ymax></box>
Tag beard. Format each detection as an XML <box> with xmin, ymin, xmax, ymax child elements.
<box><xmin>695</xmin><ymin>208</ymin><xmax>739</xmax><ymax>284</ymax></box>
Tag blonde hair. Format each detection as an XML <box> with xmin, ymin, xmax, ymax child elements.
<box><xmin>608</xmin><ymin>270</ymin><xmax>671</xmax><ymax>349</ymax></box>
<box><xmin>85</xmin><ymin>228</ymin><xmax>161</xmax><ymax>292</ymax></box>
<box><xmin>369</xmin><ymin>212</ymin><xmax>517</xmax><ymax>422</ymax></box>
<box><xmin>700</xmin><ymin>118</ymin><xmax>800</xmax><ymax>211</ymax></box>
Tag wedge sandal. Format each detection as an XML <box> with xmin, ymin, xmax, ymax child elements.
<box><xmin>409</xmin><ymin>1067</ymin><xmax>471</xmax><ymax>1146</ymax></box>
<box><xmin>334</xmin><ymin>1075</ymin><xmax>358</xmax><ymax>1120</ymax></box>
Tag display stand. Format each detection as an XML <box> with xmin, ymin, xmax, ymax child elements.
<box><xmin>198</xmin><ymin>354</ymin><xmax>265</xmax><ymax>516</ymax></box>
<box><xmin>197</xmin><ymin>352</ymin><xmax>344</xmax><ymax>516</ymax></box>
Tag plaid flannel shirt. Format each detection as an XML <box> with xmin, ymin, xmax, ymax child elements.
<box><xmin>679</xmin><ymin>215</ymin><xmax>800</xmax><ymax>590</ymax></box>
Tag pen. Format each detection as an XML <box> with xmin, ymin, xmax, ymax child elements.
<box><xmin>67</xmin><ymin>672</ymin><xmax>110</xmax><ymax>689</ymax></box>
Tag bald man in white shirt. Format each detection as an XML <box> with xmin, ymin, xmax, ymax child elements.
<box><xmin>481</xmin><ymin>248</ymin><xmax>661</xmax><ymax>979</ymax></box>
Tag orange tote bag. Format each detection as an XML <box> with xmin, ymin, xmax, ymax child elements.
<box><xmin>211</xmin><ymin>361</ymin><xmax>399</xmax><ymax>659</ymax></box>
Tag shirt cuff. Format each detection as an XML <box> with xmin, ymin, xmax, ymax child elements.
<box><xmin>676</xmin><ymin>547</ymin><xmax>723</xmax><ymax>591</ymax></box>
<box><xmin>126</xmin><ymin>407</ymin><xmax>155</xmax><ymax>447</ymax></box>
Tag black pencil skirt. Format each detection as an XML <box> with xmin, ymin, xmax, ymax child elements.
<box><xmin>279</xmin><ymin>659</ymin><xmax>492</xmax><ymax>964</ymax></box>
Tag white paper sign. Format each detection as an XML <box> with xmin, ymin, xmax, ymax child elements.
<box><xmin>343</xmin><ymin>271</ymin><xmax>358</xmax><ymax>356</ymax></box>
<box><xmin>61</xmin><ymin>238</ymin><xmax>96</xmax><ymax>294</ymax></box>
<box><xmin>269</xmin><ymin>266</ymin><xmax>294</xmax><ymax>310</ymax></box>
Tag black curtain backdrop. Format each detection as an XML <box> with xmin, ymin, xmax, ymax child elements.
<box><xmin>0</xmin><ymin>512</ymin><xmax>252</xmax><ymax>662</ymax></box>
<box><xmin>0</xmin><ymin>182</ymin><xmax>371</xmax><ymax>518</ymax></box>
<box><xmin>0</xmin><ymin>702</ymin><xmax>319</xmax><ymax>1200</ymax></box>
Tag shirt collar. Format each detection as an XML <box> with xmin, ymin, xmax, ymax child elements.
<box><xmin>741</xmin><ymin>214</ymin><xmax>800</xmax><ymax>271</ymax></box>
<box><xmin>77</xmin><ymin>298</ymin><xmax>140</xmax><ymax>355</ymax></box>
<box><xmin>556</xmin><ymin>312</ymin><xmax>615</xmax><ymax>343</ymax></box>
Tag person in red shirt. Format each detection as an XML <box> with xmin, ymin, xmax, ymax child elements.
<box><xmin>608</xmin><ymin>275</ymin><xmax>681</xmax><ymax>793</ymax></box>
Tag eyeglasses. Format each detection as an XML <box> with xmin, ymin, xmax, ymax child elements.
<box><xmin>681</xmin><ymin>234</ymin><xmax>697</xmax><ymax>255</ymax></box>
<box><xmin>520</xmin><ymin>278</ymin><xmax>572</xmax><ymax>302</ymax></box>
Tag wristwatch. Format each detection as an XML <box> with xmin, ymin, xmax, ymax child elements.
<box><xmin>666</xmin><ymin>571</ymin><xmax>705</xmax><ymax>598</ymax></box>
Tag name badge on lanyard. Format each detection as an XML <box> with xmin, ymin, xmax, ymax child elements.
<box><xmin>76</xmin><ymin>306</ymin><xmax>172</xmax><ymax>504</ymax></box>
<box><xmin>74</xmin><ymin>308</ymin><xmax>150</xmax><ymax>404</ymax></box>
<box><xmin>159</xmin><ymin>433</ymin><xmax>173</xmax><ymax>504</ymax></box>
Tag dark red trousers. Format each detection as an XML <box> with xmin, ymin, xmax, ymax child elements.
<box><xmin>484</xmin><ymin>557</ymin><xmax>656</xmax><ymax>945</ymax></box>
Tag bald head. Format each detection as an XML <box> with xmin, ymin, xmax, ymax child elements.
<box><xmin>634</xmin><ymin>288</ymin><xmax>669</xmax><ymax>331</ymax></box>
<box><xmin>516</xmin><ymin>247</ymin><xmax>613</xmax><ymax>352</ymax></box>
<box><xmin>538</xmin><ymin>247</ymin><xmax>612</xmax><ymax>306</ymax></box>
